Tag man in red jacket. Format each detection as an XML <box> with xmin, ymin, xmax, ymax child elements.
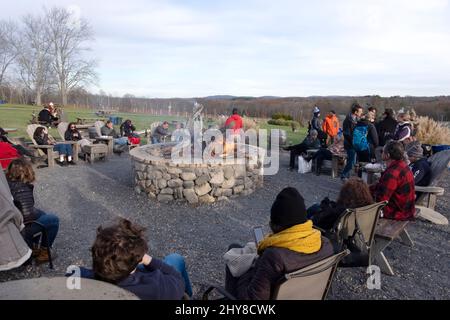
<box><xmin>224</xmin><ymin>108</ymin><xmax>243</xmax><ymax>134</ymax></box>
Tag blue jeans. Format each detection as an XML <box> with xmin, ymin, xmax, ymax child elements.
<box><xmin>25</xmin><ymin>209</ymin><xmax>59</xmax><ymax>248</ymax></box>
<box><xmin>53</xmin><ymin>143</ymin><xmax>73</xmax><ymax>156</ymax></box>
<box><xmin>164</xmin><ymin>254</ymin><xmax>193</xmax><ymax>297</ymax></box>
<box><xmin>114</xmin><ymin>137</ymin><xmax>129</xmax><ymax>145</ymax></box>
<box><xmin>341</xmin><ymin>148</ymin><xmax>356</xmax><ymax>179</ymax></box>
<box><xmin>151</xmin><ymin>137</ymin><xmax>159</xmax><ymax>144</ymax></box>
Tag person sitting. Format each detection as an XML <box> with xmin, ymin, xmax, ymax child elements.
<box><xmin>6</xmin><ymin>159</ymin><xmax>59</xmax><ymax>263</ymax></box>
<box><xmin>284</xmin><ymin>130</ymin><xmax>321</xmax><ymax>170</ymax></box>
<box><xmin>224</xmin><ymin>108</ymin><xmax>243</xmax><ymax>134</ymax></box>
<box><xmin>0</xmin><ymin>141</ymin><xmax>20</xmax><ymax>170</ymax></box>
<box><xmin>33</xmin><ymin>127</ymin><xmax>75</xmax><ymax>166</ymax></box>
<box><xmin>64</xmin><ymin>122</ymin><xmax>92</xmax><ymax>151</ymax></box>
<box><xmin>223</xmin><ymin>187</ymin><xmax>334</xmax><ymax>300</ymax></box>
<box><xmin>311</xmin><ymin>134</ymin><xmax>345</xmax><ymax>176</ymax></box>
<box><xmin>0</xmin><ymin>128</ymin><xmax>39</xmax><ymax>163</ymax></box>
<box><xmin>38</xmin><ymin>102</ymin><xmax>59</xmax><ymax>127</ymax></box>
<box><xmin>308</xmin><ymin>178</ymin><xmax>375</xmax><ymax>231</ymax></box>
<box><xmin>406</xmin><ymin>141</ymin><xmax>431</xmax><ymax>200</ymax></box>
<box><xmin>120</xmin><ymin>119</ymin><xmax>137</xmax><ymax>137</ymax></box>
<box><xmin>0</xmin><ymin>169</ymin><xmax>32</xmax><ymax>271</ymax></box>
<box><xmin>152</xmin><ymin>122</ymin><xmax>170</xmax><ymax>144</ymax></box>
<box><xmin>85</xmin><ymin>218</ymin><xmax>191</xmax><ymax>300</ymax></box>
<box><xmin>101</xmin><ymin>120</ymin><xmax>129</xmax><ymax>153</ymax></box>
<box><xmin>370</xmin><ymin>141</ymin><xmax>416</xmax><ymax>221</ymax></box>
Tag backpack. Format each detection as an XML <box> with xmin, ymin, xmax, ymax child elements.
<box><xmin>352</xmin><ymin>125</ymin><xmax>369</xmax><ymax>152</ymax></box>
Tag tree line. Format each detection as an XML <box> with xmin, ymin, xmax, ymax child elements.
<box><xmin>0</xmin><ymin>6</ymin><xmax>97</xmax><ymax>106</ymax></box>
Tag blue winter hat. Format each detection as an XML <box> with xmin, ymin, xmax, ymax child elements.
<box><xmin>313</xmin><ymin>107</ymin><xmax>320</xmax><ymax>114</ymax></box>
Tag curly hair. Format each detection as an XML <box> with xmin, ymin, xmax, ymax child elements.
<box><xmin>337</xmin><ymin>178</ymin><xmax>374</xmax><ymax>209</ymax></box>
<box><xmin>91</xmin><ymin>218</ymin><xmax>148</xmax><ymax>284</ymax></box>
<box><xmin>6</xmin><ymin>158</ymin><xmax>36</xmax><ymax>184</ymax></box>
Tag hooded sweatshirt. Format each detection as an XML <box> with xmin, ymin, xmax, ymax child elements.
<box><xmin>225</xmin><ymin>114</ymin><xmax>243</xmax><ymax>133</ymax></box>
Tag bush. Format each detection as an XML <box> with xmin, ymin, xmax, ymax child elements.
<box><xmin>271</xmin><ymin>113</ymin><xmax>293</xmax><ymax>121</ymax></box>
<box><xmin>268</xmin><ymin>119</ymin><xmax>301</xmax><ymax>128</ymax></box>
<box><xmin>415</xmin><ymin>116</ymin><xmax>450</xmax><ymax>145</ymax></box>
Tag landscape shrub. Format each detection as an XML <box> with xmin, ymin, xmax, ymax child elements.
<box><xmin>415</xmin><ymin>116</ymin><xmax>450</xmax><ymax>145</ymax></box>
<box><xmin>271</xmin><ymin>113</ymin><xmax>293</xmax><ymax>121</ymax></box>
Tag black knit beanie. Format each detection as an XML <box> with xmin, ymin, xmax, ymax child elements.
<box><xmin>271</xmin><ymin>187</ymin><xmax>307</xmax><ymax>228</ymax></box>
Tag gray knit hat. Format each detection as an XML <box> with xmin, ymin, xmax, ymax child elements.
<box><xmin>406</xmin><ymin>141</ymin><xmax>424</xmax><ymax>159</ymax></box>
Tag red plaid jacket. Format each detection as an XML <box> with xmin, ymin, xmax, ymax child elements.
<box><xmin>370</xmin><ymin>160</ymin><xmax>416</xmax><ymax>221</ymax></box>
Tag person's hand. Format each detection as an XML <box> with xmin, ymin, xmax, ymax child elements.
<box><xmin>141</xmin><ymin>254</ymin><xmax>152</xmax><ymax>266</ymax></box>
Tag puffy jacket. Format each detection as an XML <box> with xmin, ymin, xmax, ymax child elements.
<box><xmin>7</xmin><ymin>181</ymin><xmax>42</xmax><ymax>223</ymax></box>
<box><xmin>0</xmin><ymin>170</ymin><xmax>32</xmax><ymax>271</ymax></box>
<box><xmin>322</xmin><ymin>115</ymin><xmax>340</xmax><ymax>138</ymax></box>
<box><xmin>227</xmin><ymin>237</ymin><xmax>334</xmax><ymax>300</ymax></box>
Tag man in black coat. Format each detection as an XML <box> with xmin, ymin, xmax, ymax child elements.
<box><xmin>376</xmin><ymin>109</ymin><xmax>398</xmax><ymax>147</ymax></box>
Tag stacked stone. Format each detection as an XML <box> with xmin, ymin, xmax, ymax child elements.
<box><xmin>132</xmin><ymin>157</ymin><xmax>264</xmax><ymax>204</ymax></box>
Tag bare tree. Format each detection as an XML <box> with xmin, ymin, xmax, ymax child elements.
<box><xmin>16</xmin><ymin>14</ymin><xmax>53</xmax><ymax>105</ymax></box>
<box><xmin>0</xmin><ymin>20</ymin><xmax>19</xmax><ymax>95</ymax></box>
<box><xmin>45</xmin><ymin>7</ymin><xmax>98</xmax><ymax>105</ymax></box>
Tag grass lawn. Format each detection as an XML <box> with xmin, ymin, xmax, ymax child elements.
<box><xmin>0</xmin><ymin>104</ymin><xmax>307</xmax><ymax>145</ymax></box>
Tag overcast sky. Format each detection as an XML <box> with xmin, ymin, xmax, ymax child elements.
<box><xmin>2</xmin><ymin>0</ymin><xmax>450</xmax><ymax>98</ymax></box>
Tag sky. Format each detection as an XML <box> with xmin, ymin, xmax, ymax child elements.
<box><xmin>2</xmin><ymin>0</ymin><xmax>450</xmax><ymax>98</ymax></box>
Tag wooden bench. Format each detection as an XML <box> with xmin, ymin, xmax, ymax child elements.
<box><xmin>372</xmin><ymin>219</ymin><xmax>414</xmax><ymax>276</ymax></box>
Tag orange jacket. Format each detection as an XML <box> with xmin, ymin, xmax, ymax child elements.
<box><xmin>322</xmin><ymin>114</ymin><xmax>340</xmax><ymax>137</ymax></box>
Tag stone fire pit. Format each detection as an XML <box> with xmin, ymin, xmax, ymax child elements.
<box><xmin>130</xmin><ymin>142</ymin><xmax>265</xmax><ymax>204</ymax></box>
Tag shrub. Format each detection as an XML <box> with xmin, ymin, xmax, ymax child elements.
<box><xmin>271</xmin><ymin>113</ymin><xmax>293</xmax><ymax>121</ymax></box>
<box><xmin>268</xmin><ymin>119</ymin><xmax>301</xmax><ymax>128</ymax></box>
<box><xmin>415</xmin><ymin>116</ymin><xmax>450</xmax><ymax>145</ymax></box>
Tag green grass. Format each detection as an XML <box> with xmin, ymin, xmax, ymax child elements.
<box><xmin>0</xmin><ymin>104</ymin><xmax>307</xmax><ymax>145</ymax></box>
<box><xmin>260</xmin><ymin>123</ymin><xmax>308</xmax><ymax>146</ymax></box>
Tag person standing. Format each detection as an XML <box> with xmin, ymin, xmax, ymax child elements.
<box><xmin>376</xmin><ymin>109</ymin><xmax>398</xmax><ymax>147</ymax></box>
<box><xmin>322</xmin><ymin>110</ymin><xmax>340</xmax><ymax>145</ymax></box>
<box><xmin>341</xmin><ymin>103</ymin><xmax>363</xmax><ymax>181</ymax></box>
<box><xmin>224</xmin><ymin>108</ymin><xmax>243</xmax><ymax>134</ymax></box>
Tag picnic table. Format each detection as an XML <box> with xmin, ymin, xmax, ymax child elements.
<box><xmin>0</xmin><ymin>277</ymin><xmax>139</xmax><ymax>300</ymax></box>
<box><xmin>76</xmin><ymin>117</ymin><xmax>107</xmax><ymax>125</ymax></box>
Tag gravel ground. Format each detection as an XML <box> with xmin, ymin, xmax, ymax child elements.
<box><xmin>1</xmin><ymin>151</ymin><xmax>449</xmax><ymax>300</ymax></box>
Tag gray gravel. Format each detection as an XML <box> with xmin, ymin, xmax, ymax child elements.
<box><xmin>1</xmin><ymin>151</ymin><xmax>449</xmax><ymax>300</ymax></box>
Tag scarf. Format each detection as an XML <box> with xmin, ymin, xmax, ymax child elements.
<box><xmin>257</xmin><ymin>221</ymin><xmax>322</xmax><ymax>255</ymax></box>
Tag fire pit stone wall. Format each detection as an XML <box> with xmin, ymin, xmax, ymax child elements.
<box><xmin>130</xmin><ymin>143</ymin><xmax>264</xmax><ymax>204</ymax></box>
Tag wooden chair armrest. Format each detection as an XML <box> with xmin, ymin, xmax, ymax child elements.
<box><xmin>96</xmin><ymin>137</ymin><xmax>113</xmax><ymax>141</ymax></box>
<box><xmin>415</xmin><ymin>186</ymin><xmax>445</xmax><ymax>196</ymax></box>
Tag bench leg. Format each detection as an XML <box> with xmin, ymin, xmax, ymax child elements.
<box><xmin>47</xmin><ymin>152</ymin><xmax>55</xmax><ymax>168</ymax></box>
<box><xmin>73</xmin><ymin>144</ymin><xmax>79</xmax><ymax>162</ymax></box>
<box><xmin>399</xmin><ymin>228</ymin><xmax>414</xmax><ymax>247</ymax></box>
<box><xmin>332</xmin><ymin>156</ymin><xmax>338</xmax><ymax>179</ymax></box>
<box><xmin>427</xmin><ymin>194</ymin><xmax>437</xmax><ymax>211</ymax></box>
<box><xmin>372</xmin><ymin>237</ymin><xmax>395</xmax><ymax>276</ymax></box>
<box><xmin>107</xmin><ymin>140</ymin><xmax>114</xmax><ymax>155</ymax></box>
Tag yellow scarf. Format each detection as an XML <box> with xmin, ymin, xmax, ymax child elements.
<box><xmin>257</xmin><ymin>221</ymin><xmax>322</xmax><ymax>255</ymax></box>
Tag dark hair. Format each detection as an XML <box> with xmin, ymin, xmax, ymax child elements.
<box><xmin>163</xmin><ymin>121</ymin><xmax>169</xmax><ymax>125</ymax></box>
<box><xmin>351</xmin><ymin>103</ymin><xmax>363</xmax><ymax>114</ymax></box>
<box><xmin>330</xmin><ymin>110</ymin><xmax>336</xmax><ymax>115</ymax></box>
<box><xmin>368</xmin><ymin>107</ymin><xmax>377</xmax><ymax>113</ymax></box>
<box><xmin>106</xmin><ymin>120</ymin><xmax>113</xmax><ymax>125</ymax></box>
<box><xmin>91</xmin><ymin>218</ymin><xmax>148</xmax><ymax>284</ymax></box>
<box><xmin>6</xmin><ymin>158</ymin><xmax>36</xmax><ymax>184</ymax></box>
<box><xmin>337</xmin><ymin>178</ymin><xmax>374</xmax><ymax>209</ymax></box>
<box><xmin>232</xmin><ymin>108</ymin><xmax>238</xmax><ymax>115</ymax></box>
<box><xmin>33</xmin><ymin>127</ymin><xmax>46</xmax><ymax>140</ymax></box>
<box><xmin>384</xmin><ymin>108</ymin><xmax>394</xmax><ymax>118</ymax></box>
<box><xmin>0</xmin><ymin>127</ymin><xmax>6</xmax><ymax>136</ymax></box>
<box><xmin>384</xmin><ymin>141</ymin><xmax>405</xmax><ymax>161</ymax></box>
